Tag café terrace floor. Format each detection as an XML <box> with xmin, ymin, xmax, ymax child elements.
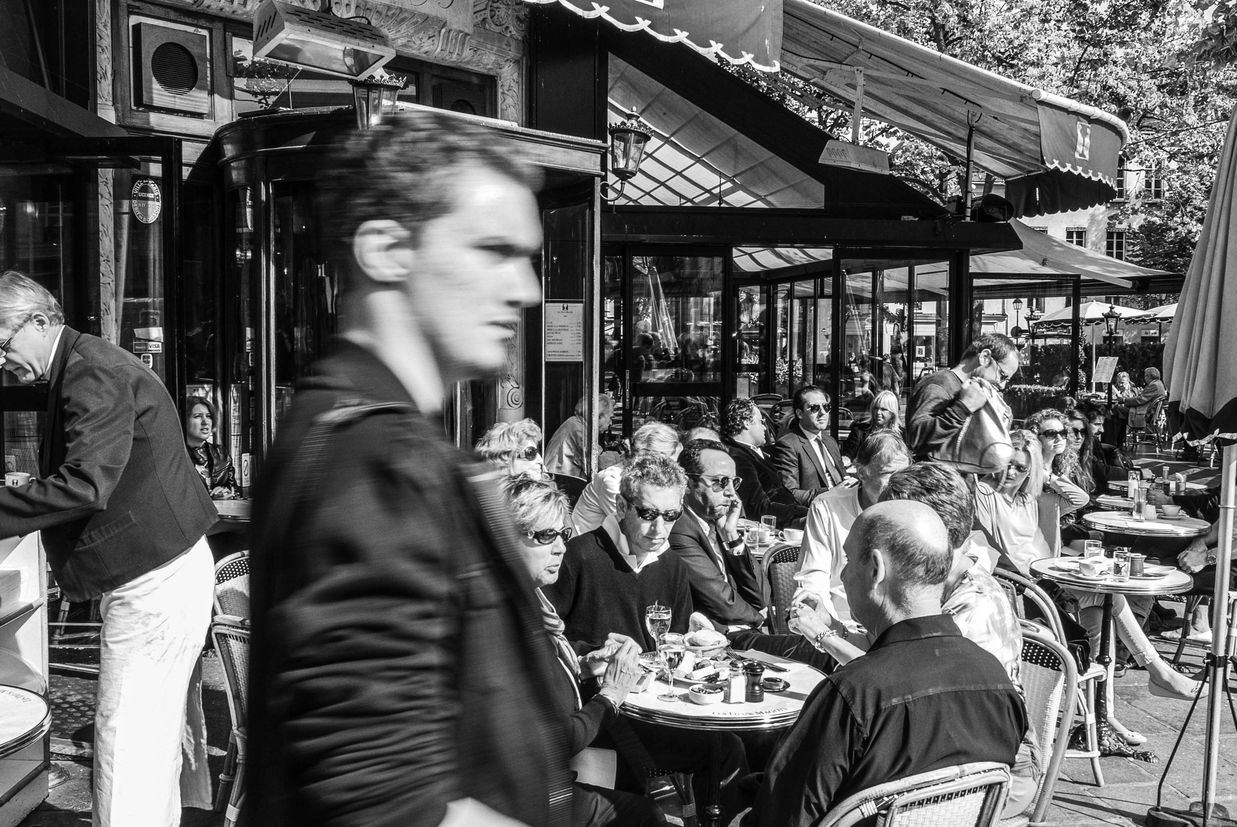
<box><xmin>17</xmin><ymin>452</ymin><xmax>1237</xmax><ymax>827</ymax></box>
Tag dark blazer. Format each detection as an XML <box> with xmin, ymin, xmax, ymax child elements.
<box><xmin>668</xmin><ymin>509</ymin><xmax>767</xmax><ymax>628</ymax></box>
<box><xmin>723</xmin><ymin>438</ymin><xmax>808</xmax><ymax>528</ymax></box>
<box><xmin>0</xmin><ymin>328</ymin><xmax>217</xmax><ymax>601</ymax></box>
<box><xmin>247</xmin><ymin>342</ymin><xmax>571</xmax><ymax>827</ymax></box>
<box><xmin>770</xmin><ymin>422</ymin><xmax>845</xmax><ymax>506</ymax></box>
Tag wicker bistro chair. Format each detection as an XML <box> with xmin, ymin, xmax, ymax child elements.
<box><xmin>1006</xmin><ymin>629</ymin><xmax>1078</xmax><ymax>827</ymax></box>
<box><xmin>1126</xmin><ymin>397</ymin><xmax>1166</xmax><ymax>454</ymax></box>
<box><xmin>992</xmin><ymin>568</ymin><xmax>1105</xmax><ymax>786</ymax></box>
<box><xmin>211</xmin><ymin>615</ymin><xmax>250</xmax><ymax>827</ymax></box>
<box><xmin>213</xmin><ymin>551</ymin><xmax>250</xmax><ymax>619</ymax></box>
<box><xmin>816</xmin><ymin>762</ymin><xmax>1011</xmax><ymax>827</ymax></box>
<box><xmin>763</xmin><ymin>544</ymin><xmax>801</xmax><ymax>635</ymax></box>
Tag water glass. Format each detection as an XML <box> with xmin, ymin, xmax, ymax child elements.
<box><xmin>1084</xmin><ymin>540</ymin><xmax>1104</xmax><ymax>559</ymax></box>
<box><xmin>644</xmin><ymin>603</ymin><xmax>672</xmax><ymax>642</ymax></box>
<box><xmin>1131</xmin><ymin>484</ymin><xmax>1148</xmax><ymax>521</ymax></box>
<box><xmin>761</xmin><ymin>515</ymin><xmax>778</xmax><ymax>544</ymax></box>
<box><xmin>1112</xmin><ymin>549</ymin><xmax>1130</xmax><ymax>582</ymax></box>
<box><xmin>657</xmin><ymin>633</ymin><xmax>686</xmax><ymax>702</ymax></box>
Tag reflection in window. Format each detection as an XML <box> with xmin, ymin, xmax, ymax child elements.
<box><xmin>631</xmin><ymin>256</ymin><xmax>723</xmax><ymax>385</ymax></box>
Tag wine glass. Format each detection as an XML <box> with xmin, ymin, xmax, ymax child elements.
<box><xmin>657</xmin><ymin>632</ymin><xmax>686</xmax><ymax>702</ymax></box>
<box><xmin>645</xmin><ymin>602</ymin><xmax>672</xmax><ymax>641</ymax></box>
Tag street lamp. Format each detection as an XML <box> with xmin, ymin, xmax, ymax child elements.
<box><xmin>602</xmin><ymin>109</ymin><xmax>653</xmax><ymax>201</ymax></box>
<box><xmin>1103</xmin><ymin>304</ymin><xmax>1122</xmax><ymax>404</ymax></box>
<box><xmin>1012</xmin><ymin>297</ymin><xmax>1023</xmax><ymax>329</ymax></box>
<box><xmin>1024</xmin><ymin>304</ymin><xmax>1041</xmax><ymax>364</ymax></box>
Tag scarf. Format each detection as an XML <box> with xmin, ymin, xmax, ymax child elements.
<box><xmin>538</xmin><ymin>588</ymin><xmax>580</xmax><ymax>680</ymax></box>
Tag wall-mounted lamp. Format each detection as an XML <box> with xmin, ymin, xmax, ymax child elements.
<box><xmin>351</xmin><ymin>69</ymin><xmax>405</xmax><ymax>130</ymax></box>
<box><xmin>602</xmin><ymin>110</ymin><xmax>652</xmax><ymax>202</ymax></box>
<box><xmin>254</xmin><ymin>0</ymin><xmax>395</xmax><ymax>79</ymax></box>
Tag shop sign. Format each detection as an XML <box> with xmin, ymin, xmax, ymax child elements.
<box><xmin>818</xmin><ymin>140</ymin><xmax>890</xmax><ymax>174</ymax></box>
<box><xmin>132</xmin><ymin>179</ymin><xmax>162</xmax><ymax>224</ymax></box>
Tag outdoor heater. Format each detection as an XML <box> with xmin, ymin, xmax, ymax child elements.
<box><xmin>253</xmin><ymin>0</ymin><xmax>395</xmax><ymax>79</ymax></box>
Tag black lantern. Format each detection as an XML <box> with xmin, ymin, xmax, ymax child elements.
<box><xmin>351</xmin><ymin>70</ymin><xmax>405</xmax><ymax>130</ymax></box>
<box><xmin>1103</xmin><ymin>303</ymin><xmax>1122</xmax><ymax>336</ymax></box>
<box><xmin>604</xmin><ymin>110</ymin><xmax>652</xmax><ymax>201</ymax></box>
<box><xmin>1025</xmin><ymin>305</ymin><xmax>1042</xmax><ymax>325</ymax></box>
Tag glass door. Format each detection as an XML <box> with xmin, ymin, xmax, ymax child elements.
<box><xmin>0</xmin><ymin>136</ymin><xmax>181</xmax><ymax>475</ymax></box>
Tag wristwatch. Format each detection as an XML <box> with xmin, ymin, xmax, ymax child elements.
<box><xmin>724</xmin><ymin>537</ymin><xmax>745</xmax><ymax>550</ymax></box>
<box><xmin>1205</xmin><ymin>549</ymin><xmax>1219</xmax><ymax>567</ymax></box>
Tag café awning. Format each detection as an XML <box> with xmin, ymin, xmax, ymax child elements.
<box><xmin>775</xmin><ymin>0</ymin><xmax>1129</xmax><ymax>217</ymax></box>
<box><xmin>1008</xmin><ymin>220</ymin><xmax>1168</xmax><ymax>287</ymax></box>
<box><xmin>522</xmin><ymin>0</ymin><xmax>783</xmax><ymax>71</ymax></box>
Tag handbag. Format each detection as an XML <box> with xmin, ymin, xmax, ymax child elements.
<box><xmin>935</xmin><ymin>380</ymin><xmax>1014</xmax><ymax>474</ymax></box>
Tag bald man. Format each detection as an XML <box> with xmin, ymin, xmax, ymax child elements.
<box><xmin>749</xmin><ymin>502</ymin><xmax>1028</xmax><ymax>826</ymax></box>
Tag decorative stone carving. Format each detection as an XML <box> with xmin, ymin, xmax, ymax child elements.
<box><xmin>95</xmin><ymin>0</ymin><xmax>116</xmax><ymax>121</ymax></box>
<box><xmin>477</xmin><ymin>0</ymin><xmax>527</xmax><ymax>40</ymax></box>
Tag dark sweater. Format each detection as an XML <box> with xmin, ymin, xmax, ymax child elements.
<box><xmin>544</xmin><ymin>527</ymin><xmax>695</xmax><ymax>653</ymax></box>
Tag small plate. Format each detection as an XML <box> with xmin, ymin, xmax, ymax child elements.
<box><xmin>1159</xmin><ymin>512</ymin><xmax>1185</xmax><ymax>520</ymax></box>
<box><xmin>1049</xmin><ymin>559</ymin><xmax>1081</xmax><ymax>572</ymax></box>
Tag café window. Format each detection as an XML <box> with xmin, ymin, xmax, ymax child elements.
<box><xmin>1065</xmin><ymin>227</ymin><xmax>1087</xmax><ymax>248</ymax></box>
<box><xmin>1106</xmin><ymin>229</ymin><xmax>1126</xmax><ymax>261</ymax></box>
<box><xmin>1143</xmin><ymin>164</ymin><xmax>1164</xmax><ymax>200</ymax></box>
<box><xmin>1115</xmin><ymin>156</ymin><xmax>1127</xmax><ymax>200</ymax></box>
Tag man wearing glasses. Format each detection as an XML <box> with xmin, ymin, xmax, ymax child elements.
<box><xmin>0</xmin><ymin>271</ymin><xmax>218</xmax><ymax>825</ymax></box>
<box><xmin>905</xmin><ymin>332</ymin><xmax>1020</xmax><ymax>462</ymax></box>
<box><xmin>772</xmin><ymin>385</ymin><xmax>847</xmax><ymax>505</ymax></box>
<box><xmin>544</xmin><ymin>453</ymin><xmax>695</xmax><ymax>653</ymax></box>
<box><xmin>670</xmin><ymin>440</ymin><xmax>768</xmax><ymax>628</ymax></box>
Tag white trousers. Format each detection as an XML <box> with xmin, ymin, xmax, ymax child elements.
<box><xmin>92</xmin><ymin>537</ymin><xmax>214</xmax><ymax>827</ymax></box>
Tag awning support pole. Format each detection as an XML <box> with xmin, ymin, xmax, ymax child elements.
<box><xmin>851</xmin><ymin>69</ymin><xmax>865</xmax><ymax>144</ymax></box>
<box><xmin>961</xmin><ymin>110</ymin><xmax>981</xmax><ymax>219</ymax></box>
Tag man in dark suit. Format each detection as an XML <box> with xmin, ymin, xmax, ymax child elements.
<box><xmin>670</xmin><ymin>440</ymin><xmax>768</xmax><ymax>628</ymax></box>
<box><xmin>0</xmin><ymin>270</ymin><xmax>218</xmax><ymax>825</ymax></box>
<box><xmin>247</xmin><ymin>111</ymin><xmax>572</xmax><ymax>827</ymax></box>
<box><xmin>721</xmin><ymin>398</ymin><xmax>807</xmax><ymax>528</ymax></box>
<box><xmin>771</xmin><ymin>385</ymin><xmax>846</xmax><ymax>505</ymax></box>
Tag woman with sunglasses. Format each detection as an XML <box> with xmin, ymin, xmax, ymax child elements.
<box><xmin>794</xmin><ymin>432</ymin><xmax>912</xmax><ymax>624</ymax></box>
<box><xmin>502</xmin><ymin>475</ymin><xmax>663</xmax><ymax>826</ymax></box>
<box><xmin>1026</xmin><ymin>408</ymin><xmax>1091</xmax><ymax>551</ymax></box>
<box><xmin>840</xmin><ymin>389</ymin><xmax>903</xmax><ymax>460</ymax></box>
<box><xmin>475</xmin><ymin>418</ymin><xmax>547</xmax><ymax>479</ymax></box>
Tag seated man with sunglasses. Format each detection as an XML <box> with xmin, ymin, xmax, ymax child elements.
<box><xmin>772</xmin><ymin>386</ymin><xmax>847</xmax><ymax>506</ymax></box>
<box><xmin>544</xmin><ymin>452</ymin><xmax>695</xmax><ymax>654</ymax></box>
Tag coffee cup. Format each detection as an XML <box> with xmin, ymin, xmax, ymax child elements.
<box><xmin>1079</xmin><ymin>558</ymin><xmax>1106</xmax><ymax>578</ymax></box>
<box><xmin>4</xmin><ymin>472</ymin><xmax>31</xmax><ymax>487</ymax></box>
<box><xmin>1161</xmin><ymin>504</ymin><xmax>1182</xmax><ymax>518</ymax></box>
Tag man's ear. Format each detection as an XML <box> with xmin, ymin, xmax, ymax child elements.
<box><xmin>352</xmin><ymin>219</ymin><xmax>414</xmax><ymax>284</ymax></box>
<box><xmin>869</xmin><ymin>547</ymin><xmax>888</xmax><ymax>589</ymax></box>
<box><xmin>614</xmin><ymin>493</ymin><xmax>628</xmax><ymax>518</ymax></box>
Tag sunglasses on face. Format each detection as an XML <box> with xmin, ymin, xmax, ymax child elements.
<box><xmin>1069</xmin><ymin>427</ymin><xmax>1085</xmax><ymax>437</ymax></box>
<box><xmin>526</xmin><ymin>526</ymin><xmax>574</xmax><ymax>545</ymax></box>
<box><xmin>692</xmin><ymin>474</ymin><xmax>742</xmax><ymax>492</ymax></box>
<box><xmin>632</xmin><ymin>504</ymin><xmax>683</xmax><ymax>523</ymax></box>
<box><xmin>804</xmin><ymin>403</ymin><xmax>831</xmax><ymax>414</ymax></box>
<box><xmin>506</xmin><ymin>445</ymin><xmax>541</xmax><ymax>462</ymax></box>
<box><xmin>1038</xmin><ymin>429</ymin><xmax>1066</xmax><ymax>440</ymax></box>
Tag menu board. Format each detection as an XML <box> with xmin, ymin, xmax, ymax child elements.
<box><xmin>545</xmin><ymin>303</ymin><xmax>584</xmax><ymax>362</ymax></box>
<box><xmin>1093</xmin><ymin>356</ymin><xmax>1119</xmax><ymax>384</ymax></box>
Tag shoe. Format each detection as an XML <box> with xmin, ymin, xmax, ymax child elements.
<box><xmin>1148</xmin><ymin>673</ymin><xmax>1207</xmax><ymax>700</ymax></box>
<box><xmin>1112</xmin><ymin>661</ymin><xmax>1129</xmax><ymax>679</ymax></box>
<box><xmin>1106</xmin><ymin>723</ymin><xmax>1148</xmax><ymax>747</ymax></box>
<box><xmin>1161</xmin><ymin>628</ymin><xmax>1211</xmax><ymax>644</ymax></box>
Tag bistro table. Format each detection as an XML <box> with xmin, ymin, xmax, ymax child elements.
<box><xmin>1033</xmin><ymin>514</ymin><xmax>1201</xmax><ymax>758</ymax></box>
<box><xmin>623</xmin><ymin>651</ymin><xmax>826</xmax><ymax>826</ymax></box>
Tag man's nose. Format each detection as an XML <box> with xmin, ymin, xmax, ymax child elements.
<box><xmin>508</xmin><ymin>259</ymin><xmax>541</xmax><ymax>309</ymax></box>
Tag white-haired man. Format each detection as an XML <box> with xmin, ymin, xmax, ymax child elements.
<box><xmin>571</xmin><ymin>421</ymin><xmax>681</xmax><ymax>533</ymax></box>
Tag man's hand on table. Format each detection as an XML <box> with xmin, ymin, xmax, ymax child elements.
<box><xmin>1178</xmin><ymin>539</ymin><xmax>1216</xmax><ymax>574</ymax></box>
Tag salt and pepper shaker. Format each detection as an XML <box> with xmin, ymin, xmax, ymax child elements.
<box><xmin>743</xmin><ymin>661</ymin><xmax>765</xmax><ymax>703</ymax></box>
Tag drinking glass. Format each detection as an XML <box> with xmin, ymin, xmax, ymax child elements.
<box><xmin>1084</xmin><ymin>540</ymin><xmax>1104</xmax><ymax>559</ymax></box>
<box><xmin>761</xmin><ymin>515</ymin><xmax>778</xmax><ymax>545</ymax></box>
<box><xmin>645</xmin><ymin>603</ymin><xmax>672</xmax><ymax>641</ymax></box>
<box><xmin>1112</xmin><ymin>549</ymin><xmax>1130</xmax><ymax>582</ymax></box>
<box><xmin>657</xmin><ymin>633</ymin><xmax>686</xmax><ymax>702</ymax></box>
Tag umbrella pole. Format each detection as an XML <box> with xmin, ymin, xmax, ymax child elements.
<box><xmin>1202</xmin><ymin>441</ymin><xmax>1236</xmax><ymax>821</ymax></box>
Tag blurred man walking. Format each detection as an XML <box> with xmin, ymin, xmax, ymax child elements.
<box><xmin>247</xmin><ymin>111</ymin><xmax>572</xmax><ymax>826</ymax></box>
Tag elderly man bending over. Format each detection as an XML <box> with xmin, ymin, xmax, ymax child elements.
<box><xmin>749</xmin><ymin>502</ymin><xmax>1027</xmax><ymax>826</ymax></box>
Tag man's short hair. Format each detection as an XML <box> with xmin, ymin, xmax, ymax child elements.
<box><xmin>880</xmin><ymin>462</ymin><xmax>975</xmax><ymax>551</ymax></box>
<box><xmin>502</xmin><ymin>475</ymin><xmax>569</xmax><ymax>535</ymax></box>
<box><xmin>620</xmin><ymin>452</ymin><xmax>687</xmax><ymax>501</ymax></box>
<box><xmin>960</xmin><ymin>332</ymin><xmax>1017</xmax><ymax>363</ymax></box>
<box><xmin>792</xmin><ymin>384</ymin><xmax>830</xmax><ymax>412</ymax></box>
<box><xmin>852</xmin><ymin>508</ymin><xmax>952</xmax><ymax>596</ymax></box>
<box><xmin>574</xmin><ymin>394</ymin><xmax>615</xmax><ymax>417</ymax></box>
<box><xmin>1144</xmin><ymin>367</ymin><xmax>1161</xmax><ymax>381</ymax></box>
<box><xmin>677</xmin><ymin>439</ymin><xmax>729</xmax><ymax>478</ymax></box>
<box><xmin>855</xmin><ymin>431</ymin><xmax>911</xmax><ymax>470</ymax></box>
<box><xmin>721</xmin><ymin>398</ymin><xmax>759</xmax><ymax>439</ymax></box>
<box><xmin>475</xmin><ymin>418</ymin><xmax>543</xmax><ymax>463</ymax></box>
<box><xmin>320</xmin><ymin>110</ymin><xmax>543</xmax><ymax>291</ymax></box>
<box><xmin>632</xmin><ymin>421</ymin><xmax>680</xmax><ymax>456</ymax></box>
<box><xmin>0</xmin><ymin>271</ymin><xmax>65</xmax><ymax>329</ymax></box>
<box><xmin>682</xmin><ymin>426</ymin><xmax>722</xmax><ymax>443</ymax></box>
